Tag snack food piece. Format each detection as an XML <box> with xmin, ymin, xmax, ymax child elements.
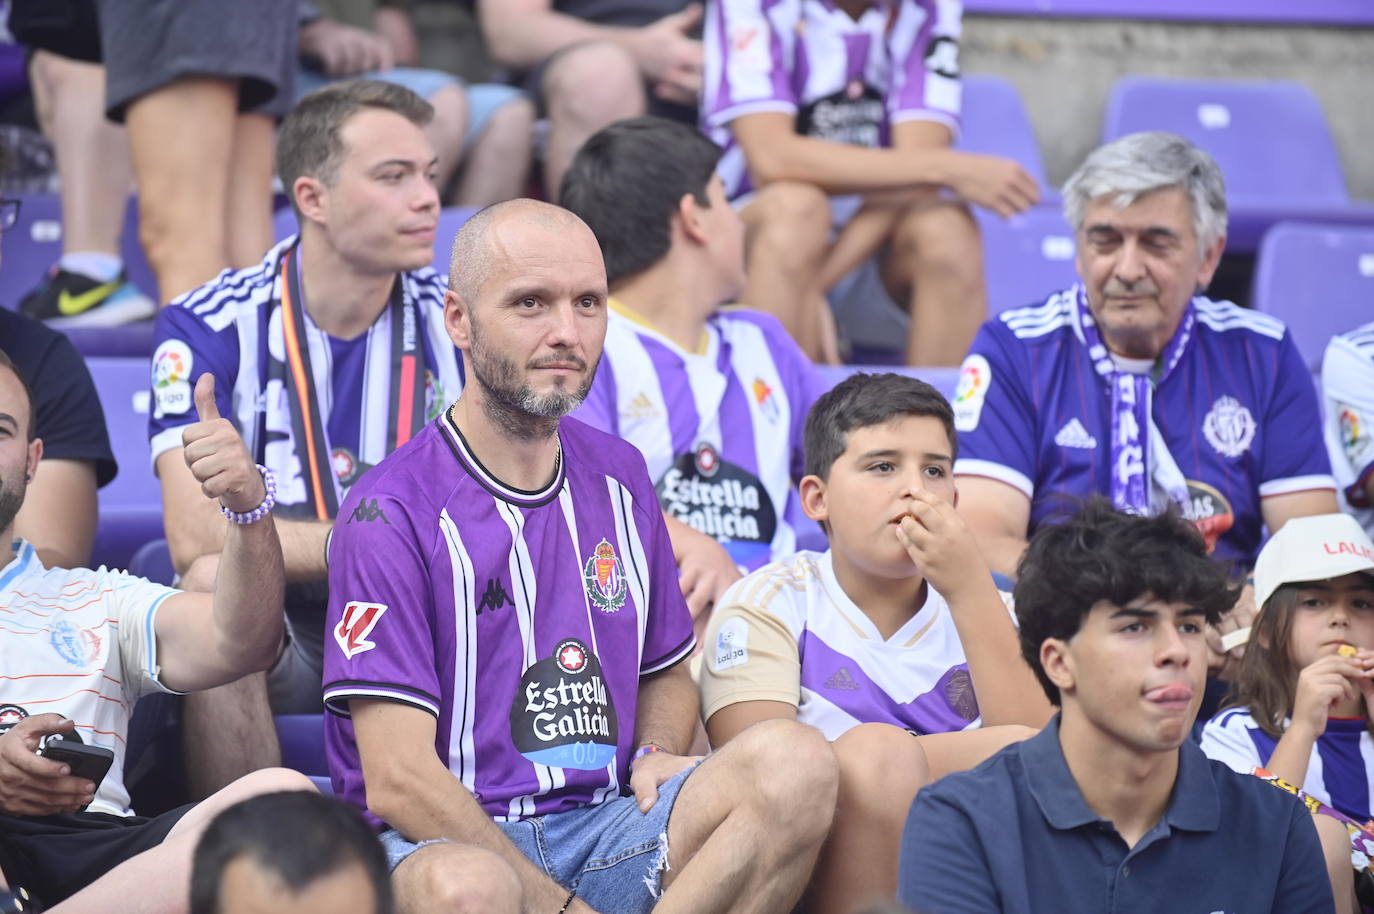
<box><xmin>1339</xmin><ymin>644</ymin><xmax>1358</xmax><ymax>658</ymax></box>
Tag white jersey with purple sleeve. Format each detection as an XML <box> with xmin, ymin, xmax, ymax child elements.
<box><xmin>952</xmin><ymin>287</ymin><xmax>1335</xmax><ymax>569</ymax></box>
<box><xmin>1322</xmin><ymin>323</ymin><xmax>1374</xmax><ymax>540</ymax></box>
<box><xmin>703</xmin><ymin>0</ymin><xmax>963</xmax><ymax>200</ymax></box>
<box><xmin>323</xmin><ymin>415</ymin><xmax>695</xmax><ymax>823</ymax></box>
<box><xmin>575</xmin><ymin>302</ymin><xmax>825</xmax><ymax>570</ymax></box>
<box><xmin>698</xmin><ymin>550</ymin><xmax>1014</xmax><ymax>739</ymax></box>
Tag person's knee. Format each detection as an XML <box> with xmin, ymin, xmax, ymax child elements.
<box><xmin>543</xmin><ymin>41</ymin><xmax>645</xmax><ymax>128</ymax></box>
<box><xmin>892</xmin><ymin>200</ymin><xmax>981</xmax><ymax>276</ymax></box>
<box><xmin>734</xmin><ymin>719</ymin><xmax>838</xmax><ymax>833</ymax></box>
<box><xmin>428</xmin><ymin>84</ymin><xmax>470</xmax><ymax>144</ymax></box>
<box><xmin>222</xmin><ymin>767</ymin><xmax>315</xmax><ymax>800</ymax></box>
<box><xmin>833</xmin><ymin>723</ymin><xmax>931</xmax><ymax>797</ymax></box>
<box><xmin>179</xmin><ymin>552</ymin><xmax>219</xmax><ymax>592</ymax></box>
<box><xmin>747</xmin><ymin>182</ymin><xmax>831</xmax><ymax>257</ymax></box>
<box><xmin>482</xmin><ymin>96</ymin><xmax>536</xmax><ymax>149</ymax></box>
<box><xmin>397</xmin><ymin>843</ymin><xmax>522</xmax><ymax>914</ymax></box>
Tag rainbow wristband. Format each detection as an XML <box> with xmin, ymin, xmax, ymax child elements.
<box><xmin>631</xmin><ymin>744</ymin><xmax>664</xmax><ymax>766</ymax></box>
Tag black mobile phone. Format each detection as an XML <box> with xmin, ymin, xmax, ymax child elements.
<box><xmin>38</xmin><ymin>734</ymin><xmax>115</xmax><ymax>788</ymax></box>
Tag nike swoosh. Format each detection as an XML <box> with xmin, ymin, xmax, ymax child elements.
<box><xmin>57</xmin><ymin>280</ymin><xmax>121</xmax><ymax>316</ymax></box>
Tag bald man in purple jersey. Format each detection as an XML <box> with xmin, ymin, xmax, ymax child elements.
<box><xmin>324</xmin><ymin>199</ymin><xmax>837</xmax><ymax>914</ymax></box>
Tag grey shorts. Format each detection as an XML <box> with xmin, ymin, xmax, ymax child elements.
<box><xmin>266</xmin><ymin>611</ymin><xmax>326</xmax><ymax>715</ymax></box>
<box><xmin>97</xmin><ymin>0</ymin><xmax>297</xmax><ymax>122</ymax></box>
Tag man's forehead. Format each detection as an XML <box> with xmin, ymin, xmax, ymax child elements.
<box><xmin>483</xmin><ymin>221</ymin><xmax>606</xmax><ymax>289</ymax></box>
<box><xmin>1083</xmin><ymin>187</ymin><xmax>1194</xmax><ymax>233</ymax></box>
<box><xmin>338</xmin><ymin>108</ymin><xmax>432</xmax><ymax>163</ymax></box>
<box><xmin>0</xmin><ymin>364</ymin><xmax>30</xmax><ymax>422</ymax></box>
<box><xmin>1089</xmin><ymin>595</ymin><xmax>1200</xmax><ymax>617</ymax></box>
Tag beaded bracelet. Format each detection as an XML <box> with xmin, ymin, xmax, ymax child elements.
<box><xmin>220</xmin><ymin>465</ymin><xmax>277</xmax><ymax>525</ymax></box>
<box><xmin>556</xmin><ymin>889</ymin><xmax>577</xmax><ymax>914</ymax></box>
<box><xmin>631</xmin><ymin>743</ymin><xmax>664</xmax><ymax>766</ymax></box>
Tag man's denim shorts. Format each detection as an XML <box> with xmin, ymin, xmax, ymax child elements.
<box><xmin>380</xmin><ymin>766</ymin><xmax>695</xmax><ymax>914</ymax></box>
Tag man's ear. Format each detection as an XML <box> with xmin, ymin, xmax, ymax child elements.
<box><xmin>1040</xmin><ymin>637</ymin><xmax>1075</xmax><ymax>697</ymax></box>
<box><xmin>799</xmin><ymin>473</ymin><xmax>829</xmax><ymax>524</ymax></box>
<box><xmin>1195</xmin><ymin>233</ymin><xmax>1227</xmax><ymax>291</ymax></box>
<box><xmin>25</xmin><ymin>436</ymin><xmax>42</xmax><ymax>482</ymax></box>
<box><xmin>677</xmin><ymin>191</ymin><xmax>710</xmax><ymax>247</ymax></box>
<box><xmin>294</xmin><ymin>175</ymin><xmax>327</xmax><ymax>226</ymax></box>
<box><xmin>444</xmin><ymin>289</ymin><xmax>472</xmax><ymax>352</ymax></box>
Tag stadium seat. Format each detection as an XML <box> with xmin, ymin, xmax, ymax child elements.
<box><xmin>1251</xmin><ymin>221</ymin><xmax>1374</xmax><ymax>372</ymax></box>
<box><xmin>128</xmin><ymin>537</ymin><xmax>176</xmax><ymax>586</ymax></box>
<box><xmin>975</xmin><ymin>206</ymin><xmax>1079</xmax><ymax>315</ymax></box>
<box><xmin>273</xmin><ymin>204</ymin><xmax>478</xmax><ymax>278</ymax></box>
<box><xmin>1101</xmin><ymin>77</ymin><xmax>1374</xmax><ymax>251</ymax></box>
<box><xmin>957</xmin><ymin>74</ymin><xmax>1051</xmax><ymax>193</ymax></box>
<box><xmin>87</xmin><ymin>357</ymin><xmax>164</xmax><ymax>571</ymax></box>
<box><xmin>276</xmin><ymin>714</ymin><xmax>333</xmax><ymax>795</ymax></box>
<box><xmin>814</xmin><ymin>364</ymin><xmax>961</xmax><ymax>402</ymax></box>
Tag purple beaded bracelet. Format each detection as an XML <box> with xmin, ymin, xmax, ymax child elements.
<box><xmin>220</xmin><ymin>464</ymin><xmax>277</xmax><ymax>525</ymax></box>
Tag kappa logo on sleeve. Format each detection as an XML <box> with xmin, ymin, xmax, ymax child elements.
<box><xmin>334</xmin><ymin>601</ymin><xmax>388</xmax><ymax>659</ymax></box>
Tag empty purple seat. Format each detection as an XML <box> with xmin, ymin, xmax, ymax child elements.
<box><xmin>1102</xmin><ymin>77</ymin><xmax>1374</xmax><ymax>252</ymax></box>
<box><xmin>0</xmin><ymin>193</ymin><xmax>64</xmax><ymax>309</ymax></box>
<box><xmin>276</xmin><ymin>714</ymin><xmax>328</xmax><ymax>780</ymax></box>
<box><xmin>957</xmin><ymin>74</ymin><xmax>1050</xmax><ymax>194</ymax></box>
<box><xmin>813</xmin><ymin>364</ymin><xmax>961</xmax><ymax>402</ymax></box>
<box><xmin>1251</xmin><ymin>221</ymin><xmax>1374</xmax><ymax>372</ymax></box>
<box><xmin>976</xmin><ymin>206</ymin><xmax>1079</xmax><ymax>316</ymax></box>
<box><xmin>87</xmin><ymin>357</ymin><xmax>164</xmax><ymax>571</ymax></box>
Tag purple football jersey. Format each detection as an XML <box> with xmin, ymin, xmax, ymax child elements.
<box><xmin>323</xmin><ymin>414</ymin><xmax>695</xmax><ymax>824</ymax></box>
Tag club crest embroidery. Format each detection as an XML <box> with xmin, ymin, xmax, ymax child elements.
<box><xmin>583</xmin><ymin>539</ymin><xmax>627</xmax><ymax>613</ymax></box>
<box><xmin>1202</xmin><ymin>395</ymin><xmax>1256</xmax><ymax>459</ymax></box>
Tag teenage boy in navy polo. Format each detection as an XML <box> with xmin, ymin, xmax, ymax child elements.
<box><xmin>898</xmin><ymin>499</ymin><xmax>1332</xmax><ymax>913</ymax></box>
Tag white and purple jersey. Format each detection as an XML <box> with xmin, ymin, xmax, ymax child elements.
<box><xmin>702</xmin><ymin>0</ymin><xmax>963</xmax><ymax>200</ymax></box>
<box><xmin>323</xmin><ymin>415</ymin><xmax>695</xmax><ymax>824</ymax></box>
<box><xmin>148</xmin><ymin>237</ymin><xmax>464</xmax><ymax>509</ymax></box>
<box><xmin>1202</xmin><ymin>708</ymin><xmax>1374</xmax><ymax>825</ymax></box>
<box><xmin>952</xmin><ymin>287</ymin><xmax>1335</xmax><ymax>569</ymax></box>
<box><xmin>575</xmin><ymin>303</ymin><xmax>825</xmax><ymax>570</ymax></box>
<box><xmin>1322</xmin><ymin>323</ymin><xmax>1374</xmax><ymax>540</ymax></box>
<box><xmin>698</xmin><ymin>550</ymin><xmax>1014</xmax><ymax>738</ymax></box>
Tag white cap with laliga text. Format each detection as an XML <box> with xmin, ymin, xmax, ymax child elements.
<box><xmin>1253</xmin><ymin>513</ymin><xmax>1374</xmax><ymax>611</ymax></box>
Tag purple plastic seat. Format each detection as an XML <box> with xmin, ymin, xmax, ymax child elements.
<box><xmin>1102</xmin><ymin>77</ymin><xmax>1374</xmax><ymax>252</ymax></box>
<box><xmin>0</xmin><ymin>193</ymin><xmax>64</xmax><ymax>309</ymax></box>
<box><xmin>957</xmin><ymin>74</ymin><xmax>1051</xmax><ymax>196</ymax></box>
<box><xmin>276</xmin><ymin>713</ymin><xmax>329</xmax><ymax>788</ymax></box>
<box><xmin>976</xmin><ymin>206</ymin><xmax>1079</xmax><ymax>316</ymax></box>
<box><xmin>813</xmin><ymin>364</ymin><xmax>961</xmax><ymax>403</ymax></box>
<box><xmin>1251</xmin><ymin>221</ymin><xmax>1374</xmax><ymax>372</ymax></box>
<box><xmin>87</xmin><ymin>357</ymin><xmax>164</xmax><ymax>571</ymax></box>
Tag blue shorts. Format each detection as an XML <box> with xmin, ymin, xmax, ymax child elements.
<box><xmin>296</xmin><ymin>67</ymin><xmax>525</xmax><ymax>149</ymax></box>
<box><xmin>380</xmin><ymin>767</ymin><xmax>695</xmax><ymax>914</ymax></box>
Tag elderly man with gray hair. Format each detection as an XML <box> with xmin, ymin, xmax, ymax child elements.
<box><xmin>950</xmin><ymin>131</ymin><xmax>1336</xmax><ymax>661</ymax></box>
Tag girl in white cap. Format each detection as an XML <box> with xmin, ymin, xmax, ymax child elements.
<box><xmin>1200</xmin><ymin>512</ymin><xmax>1374</xmax><ymax>913</ymax></box>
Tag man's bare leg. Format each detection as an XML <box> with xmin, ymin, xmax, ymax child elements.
<box><xmin>393</xmin><ymin>842</ymin><xmax>523</xmax><ymax>914</ymax></box>
<box><xmin>740</xmin><ymin>182</ymin><xmax>833</xmax><ymax>360</ymax></box>
<box><xmin>177</xmin><ymin>555</ymin><xmax>281</xmax><ymax>799</ymax></box>
<box><xmin>28</xmin><ymin>52</ymin><xmax>131</xmax><ymax>258</ymax></box>
<box><xmin>425</xmin><ymin>83</ymin><xmax>470</xmax><ymax>197</ymax></box>
<box><xmin>915</xmin><ymin>725</ymin><xmax>1038</xmax><ymax>781</ymax></box>
<box><xmin>47</xmin><ymin>768</ymin><xmax>313</xmax><ymax>914</ymax></box>
<box><xmin>223</xmin><ymin>113</ymin><xmax>277</xmax><ymax>270</ymax></box>
<box><xmin>452</xmin><ymin>97</ymin><xmax>534</xmax><ymax>208</ymax></box>
<box><xmin>655</xmin><ymin>718</ymin><xmax>838</xmax><ymax>913</ymax></box>
<box><xmin>811</xmin><ymin>723</ymin><xmax>932</xmax><ymax>914</ymax></box>
<box><xmin>882</xmin><ymin>197</ymin><xmax>986</xmax><ymax>367</ymax></box>
<box><xmin>541</xmin><ymin>41</ymin><xmax>644</xmax><ymax>202</ymax></box>
<box><xmin>124</xmin><ymin>78</ymin><xmax>237</xmax><ymax>304</ymax></box>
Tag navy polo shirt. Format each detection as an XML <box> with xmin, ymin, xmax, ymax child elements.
<box><xmin>899</xmin><ymin>715</ymin><xmax>1332</xmax><ymax>913</ymax></box>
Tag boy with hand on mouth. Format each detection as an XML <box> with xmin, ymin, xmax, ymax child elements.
<box><xmin>698</xmin><ymin>372</ymin><xmax>1050</xmax><ymax>914</ymax></box>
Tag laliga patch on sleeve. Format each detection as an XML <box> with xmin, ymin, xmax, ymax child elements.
<box><xmin>952</xmin><ymin>354</ymin><xmax>991</xmax><ymax>432</ymax></box>
<box><xmin>335</xmin><ymin>601</ymin><xmax>388</xmax><ymax>659</ymax></box>
<box><xmin>151</xmin><ymin>339</ymin><xmax>194</xmax><ymax>420</ymax></box>
<box><xmin>1338</xmin><ymin>404</ymin><xmax>1374</xmax><ymax>468</ymax></box>
<box><xmin>712</xmin><ymin>616</ymin><xmax>750</xmax><ymax>671</ymax></box>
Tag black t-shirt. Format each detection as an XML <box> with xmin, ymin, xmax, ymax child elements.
<box><xmin>554</xmin><ymin>0</ymin><xmax>690</xmax><ymax>28</ymax></box>
<box><xmin>0</xmin><ymin>309</ymin><xmax>117</xmax><ymax>487</ymax></box>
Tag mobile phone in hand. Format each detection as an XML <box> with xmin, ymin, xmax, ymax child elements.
<box><xmin>38</xmin><ymin>733</ymin><xmax>114</xmax><ymax>790</ymax></box>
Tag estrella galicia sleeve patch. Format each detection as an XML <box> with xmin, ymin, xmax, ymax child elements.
<box><xmin>510</xmin><ymin>639</ymin><xmax>619</xmax><ymax>771</ymax></box>
<box><xmin>656</xmin><ymin>443</ymin><xmax>777</xmax><ymax>568</ymax></box>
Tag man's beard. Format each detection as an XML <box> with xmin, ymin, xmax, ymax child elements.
<box><xmin>0</xmin><ymin>477</ymin><xmax>25</xmax><ymax>535</ymax></box>
<box><xmin>468</xmin><ymin>323</ymin><xmax>596</xmax><ymax>441</ymax></box>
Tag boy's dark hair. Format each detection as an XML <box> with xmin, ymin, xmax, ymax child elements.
<box><xmin>560</xmin><ymin>116</ymin><xmax>722</xmax><ymax>286</ymax></box>
<box><xmin>803</xmin><ymin>372</ymin><xmax>956</xmax><ymax>480</ymax></box>
<box><xmin>277</xmin><ymin>80</ymin><xmax>435</xmax><ymax>216</ymax></box>
<box><xmin>0</xmin><ymin>348</ymin><xmax>37</xmax><ymax>440</ymax></box>
<box><xmin>1014</xmin><ymin>497</ymin><xmax>1240</xmax><ymax>705</ymax></box>
<box><xmin>189</xmin><ymin>791</ymin><xmax>393</xmax><ymax>914</ymax></box>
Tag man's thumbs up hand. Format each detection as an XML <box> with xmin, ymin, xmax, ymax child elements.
<box><xmin>181</xmin><ymin>373</ymin><xmax>265</xmax><ymax>515</ymax></box>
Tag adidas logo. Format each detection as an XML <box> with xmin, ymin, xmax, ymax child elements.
<box><xmin>623</xmin><ymin>392</ymin><xmax>660</xmax><ymax>420</ymax></box>
<box><xmin>1054</xmin><ymin>418</ymin><xmax>1098</xmax><ymax>450</ymax></box>
<box><xmin>823</xmin><ymin>667</ymin><xmax>860</xmax><ymax>691</ymax></box>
